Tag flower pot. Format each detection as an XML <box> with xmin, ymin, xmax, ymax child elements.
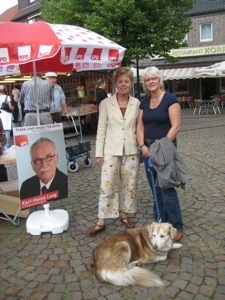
<box><xmin>78</xmin><ymin>90</ymin><xmax>85</xmax><ymax>98</ymax></box>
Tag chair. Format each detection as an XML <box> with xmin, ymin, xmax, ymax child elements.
<box><xmin>193</xmin><ymin>99</ymin><xmax>206</xmax><ymax>115</ymax></box>
<box><xmin>177</xmin><ymin>96</ymin><xmax>184</xmax><ymax>108</ymax></box>
<box><xmin>208</xmin><ymin>99</ymin><xmax>221</xmax><ymax>114</ymax></box>
<box><xmin>220</xmin><ymin>95</ymin><xmax>225</xmax><ymax>108</ymax></box>
<box><xmin>186</xmin><ymin>96</ymin><xmax>194</xmax><ymax>108</ymax></box>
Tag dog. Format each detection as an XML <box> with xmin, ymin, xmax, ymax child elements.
<box><xmin>91</xmin><ymin>222</ymin><xmax>182</xmax><ymax>287</ymax></box>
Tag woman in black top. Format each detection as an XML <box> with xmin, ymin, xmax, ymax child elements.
<box><xmin>96</xmin><ymin>79</ymin><xmax>108</xmax><ymax>109</ymax></box>
<box><xmin>11</xmin><ymin>88</ymin><xmax>25</xmax><ymax>128</ymax></box>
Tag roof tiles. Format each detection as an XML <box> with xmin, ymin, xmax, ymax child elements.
<box><xmin>188</xmin><ymin>0</ymin><xmax>225</xmax><ymax>15</ymax></box>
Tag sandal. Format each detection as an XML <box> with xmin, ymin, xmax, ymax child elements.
<box><xmin>120</xmin><ymin>216</ymin><xmax>135</xmax><ymax>228</ymax></box>
<box><xmin>174</xmin><ymin>231</ymin><xmax>183</xmax><ymax>241</ymax></box>
<box><xmin>88</xmin><ymin>224</ymin><xmax>106</xmax><ymax>236</ymax></box>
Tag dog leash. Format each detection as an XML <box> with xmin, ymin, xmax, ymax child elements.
<box><xmin>147</xmin><ymin>157</ymin><xmax>162</xmax><ymax>223</ymax></box>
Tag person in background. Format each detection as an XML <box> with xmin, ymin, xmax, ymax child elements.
<box><xmin>11</xmin><ymin>88</ymin><xmax>25</xmax><ymax>128</ymax></box>
<box><xmin>0</xmin><ymin>117</ymin><xmax>8</xmax><ymax>182</ymax></box>
<box><xmin>88</xmin><ymin>67</ymin><xmax>140</xmax><ymax>235</ymax></box>
<box><xmin>136</xmin><ymin>66</ymin><xmax>184</xmax><ymax>241</ymax></box>
<box><xmin>45</xmin><ymin>72</ymin><xmax>70</xmax><ymax>123</ymax></box>
<box><xmin>20</xmin><ymin>73</ymin><xmax>53</xmax><ymax>126</ymax></box>
<box><xmin>95</xmin><ymin>79</ymin><xmax>108</xmax><ymax>109</ymax></box>
<box><xmin>0</xmin><ymin>85</ymin><xmax>13</xmax><ymax>149</ymax></box>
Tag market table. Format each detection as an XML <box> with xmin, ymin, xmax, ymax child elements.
<box><xmin>0</xmin><ymin>145</ymin><xmax>16</xmax><ymax>164</ymax></box>
<box><xmin>67</xmin><ymin>104</ymin><xmax>98</xmax><ymax>137</ymax></box>
<box><xmin>0</xmin><ymin>145</ymin><xmax>30</xmax><ymax>225</ymax></box>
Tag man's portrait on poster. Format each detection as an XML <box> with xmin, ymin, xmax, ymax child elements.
<box><xmin>20</xmin><ymin>137</ymin><xmax>68</xmax><ymax>204</ymax></box>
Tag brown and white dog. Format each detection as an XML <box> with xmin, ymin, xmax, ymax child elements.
<box><xmin>91</xmin><ymin>222</ymin><xmax>182</xmax><ymax>287</ymax></box>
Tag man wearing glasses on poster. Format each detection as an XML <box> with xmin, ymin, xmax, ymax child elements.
<box><xmin>20</xmin><ymin>137</ymin><xmax>68</xmax><ymax>201</ymax></box>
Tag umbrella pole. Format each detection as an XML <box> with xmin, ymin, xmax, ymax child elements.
<box><xmin>32</xmin><ymin>61</ymin><xmax>40</xmax><ymax>126</ymax></box>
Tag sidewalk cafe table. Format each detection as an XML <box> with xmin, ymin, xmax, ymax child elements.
<box><xmin>202</xmin><ymin>99</ymin><xmax>214</xmax><ymax>114</ymax></box>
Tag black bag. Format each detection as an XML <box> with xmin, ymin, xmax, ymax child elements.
<box><xmin>1</xmin><ymin>96</ymin><xmax>12</xmax><ymax>113</ymax></box>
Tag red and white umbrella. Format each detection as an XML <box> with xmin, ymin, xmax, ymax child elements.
<box><xmin>0</xmin><ymin>21</ymin><xmax>126</xmax><ymax>73</ymax></box>
<box><xmin>0</xmin><ymin>21</ymin><xmax>126</xmax><ymax>125</ymax></box>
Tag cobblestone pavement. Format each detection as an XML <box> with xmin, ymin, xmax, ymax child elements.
<box><xmin>0</xmin><ymin>108</ymin><xmax>225</xmax><ymax>300</ymax></box>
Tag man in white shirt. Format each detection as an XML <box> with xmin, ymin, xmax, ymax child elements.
<box><xmin>45</xmin><ymin>72</ymin><xmax>70</xmax><ymax>123</ymax></box>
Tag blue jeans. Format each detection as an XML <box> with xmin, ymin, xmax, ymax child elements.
<box><xmin>4</xmin><ymin>130</ymin><xmax>11</xmax><ymax>149</ymax></box>
<box><xmin>144</xmin><ymin>157</ymin><xmax>183</xmax><ymax>232</ymax></box>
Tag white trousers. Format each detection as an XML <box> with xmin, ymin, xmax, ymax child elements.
<box><xmin>98</xmin><ymin>154</ymin><xmax>140</xmax><ymax>219</ymax></box>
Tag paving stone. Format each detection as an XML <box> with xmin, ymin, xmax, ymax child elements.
<box><xmin>0</xmin><ymin>109</ymin><xmax>225</xmax><ymax>299</ymax></box>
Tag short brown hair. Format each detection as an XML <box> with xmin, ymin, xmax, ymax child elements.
<box><xmin>114</xmin><ymin>67</ymin><xmax>134</xmax><ymax>83</ymax></box>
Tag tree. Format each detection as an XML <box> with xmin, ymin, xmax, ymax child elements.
<box><xmin>40</xmin><ymin>0</ymin><xmax>196</xmax><ymax>65</ymax></box>
<box><xmin>39</xmin><ymin>0</ymin><xmax>89</xmax><ymax>26</ymax></box>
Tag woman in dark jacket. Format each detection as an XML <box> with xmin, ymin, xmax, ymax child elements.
<box><xmin>96</xmin><ymin>79</ymin><xmax>108</xmax><ymax>109</ymax></box>
<box><xmin>11</xmin><ymin>88</ymin><xmax>25</xmax><ymax>128</ymax></box>
<box><xmin>0</xmin><ymin>118</ymin><xmax>8</xmax><ymax>181</ymax></box>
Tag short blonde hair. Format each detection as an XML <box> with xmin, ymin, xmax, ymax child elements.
<box><xmin>141</xmin><ymin>66</ymin><xmax>164</xmax><ymax>94</ymax></box>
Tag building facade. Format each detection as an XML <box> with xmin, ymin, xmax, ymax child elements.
<box><xmin>12</xmin><ymin>0</ymin><xmax>42</xmax><ymax>23</ymax></box>
<box><xmin>2</xmin><ymin>0</ymin><xmax>225</xmax><ymax>100</ymax></box>
<box><xmin>141</xmin><ymin>0</ymin><xmax>225</xmax><ymax>100</ymax></box>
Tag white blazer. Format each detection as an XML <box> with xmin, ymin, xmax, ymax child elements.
<box><xmin>95</xmin><ymin>93</ymin><xmax>140</xmax><ymax>157</ymax></box>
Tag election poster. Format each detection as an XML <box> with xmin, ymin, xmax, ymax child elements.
<box><xmin>13</xmin><ymin>123</ymin><xmax>68</xmax><ymax>210</ymax></box>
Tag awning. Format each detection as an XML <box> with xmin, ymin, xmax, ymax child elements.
<box><xmin>133</xmin><ymin>65</ymin><xmax>225</xmax><ymax>82</ymax></box>
<box><xmin>161</xmin><ymin>67</ymin><xmax>201</xmax><ymax>80</ymax></box>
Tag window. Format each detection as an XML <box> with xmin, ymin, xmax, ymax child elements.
<box><xmin>200</xmin><ymin>24</ymin><xmax>213</xmax><ymax>42</ymax></box>
<box><xmin>173</xmin><ymin>79</ymin><xmax>189</xmax><ymax>94</ymax></box>
<box><xmin>29</xmin><ymin>0</ymin><xmax>36</xmax><ymax>3</ymax></box>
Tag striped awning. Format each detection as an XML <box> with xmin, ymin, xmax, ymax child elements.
<box><xmin>161</xmin><ymin>67</ymin><xmax>201</xmax><ymax>80</ymax></box>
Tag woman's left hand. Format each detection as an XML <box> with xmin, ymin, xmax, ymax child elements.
<box><xmin>141</xmin><ymin>145</ymin><xmax>150</xmax><ymax>157</ymax></box>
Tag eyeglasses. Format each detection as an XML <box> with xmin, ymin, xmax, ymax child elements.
<box><xmin>32</xmin><ymin>154</ymin><xmax>57</xmax><ymax>165</ymax></box>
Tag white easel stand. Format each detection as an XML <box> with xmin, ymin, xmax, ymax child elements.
<box><xmin>26</xmin><ymin>203</ymin><xmax>69</xmax><ymax>235</ymax></box>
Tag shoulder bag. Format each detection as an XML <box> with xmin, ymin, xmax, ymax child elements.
<box><xmin>1</xmin><ymin>95</ymin><xmax>12</xmax><ymax>113</ymax></box>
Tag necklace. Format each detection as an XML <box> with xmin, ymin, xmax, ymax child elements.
<box><xmin>117</xmin><ymin>95</ymin><xmax>129</xmax><ymax>108</ymax></box>
<box><xmin>150</xmin><ymin>91</ymin><xmax>165</xmax><ymax>109</ymax></box>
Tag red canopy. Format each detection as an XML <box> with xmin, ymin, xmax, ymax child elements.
<box><xmin>0</xmin><ymin>21</ymin><xmax>126</xmax><ymax>73</ymax></box>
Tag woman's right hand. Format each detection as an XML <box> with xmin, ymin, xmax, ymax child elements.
<box><xmin>96</xmin><ymin>157</ymin><xmax>104</xmax><ymax>165</ymax></box>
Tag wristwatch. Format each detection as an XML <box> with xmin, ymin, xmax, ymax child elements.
<box><xmin>139</xmin><ymin>144</ymin><xmax>145</xmax><ymax>149</ymax></box>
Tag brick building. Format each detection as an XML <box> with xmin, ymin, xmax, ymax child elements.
<box><xmin>139</xmin><ymin>0</ymin><xmax>225</xmax><ymax>100</ymax></box>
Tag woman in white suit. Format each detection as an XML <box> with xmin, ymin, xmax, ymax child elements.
<box><xmin>88</xmin><ymin>67</ymin><xmax>140</xmax><ymax>235</ymax></box>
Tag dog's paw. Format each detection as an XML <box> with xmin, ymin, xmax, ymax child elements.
<box><xmin>172</xmin><ymin>243</ymin><xmax>183</xmax><ymax>249</ymax></box>
<box><xmin>128</xmin><ymin>260</ymin><xmax>142</xmax><ymax>269</ymax></box>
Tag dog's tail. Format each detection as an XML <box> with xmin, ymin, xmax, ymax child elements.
<box><xmin>101</xmin><ymin>267</ymin><xmax>164</xmax><ymax>287</ymax></box>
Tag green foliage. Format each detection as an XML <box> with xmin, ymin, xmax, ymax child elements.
<box><xmin>40</xmin><ymin>0</ymin><xmax>197</xmax><ymax>65</ymax></box>
<box><xmin>39</xmin><ymin>0</ymin><xmax>85</xmax><ymax>25</ymax></box>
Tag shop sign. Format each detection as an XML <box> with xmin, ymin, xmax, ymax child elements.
<box><xmin>170</xmin><ymin>45</ymin><xmax>225</xmax><ymax>57</ymax></box>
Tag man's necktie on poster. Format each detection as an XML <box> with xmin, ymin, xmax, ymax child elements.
<box><xmin>41</xmin><ymin>185</ymin><xmax>48</xmax><ymax>194</ymax></box>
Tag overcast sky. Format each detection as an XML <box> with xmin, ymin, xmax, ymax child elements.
<box><xmin>0</xmin><ymin>0</ymin><xmax>18</xmax><ymax>15</ymax></box>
